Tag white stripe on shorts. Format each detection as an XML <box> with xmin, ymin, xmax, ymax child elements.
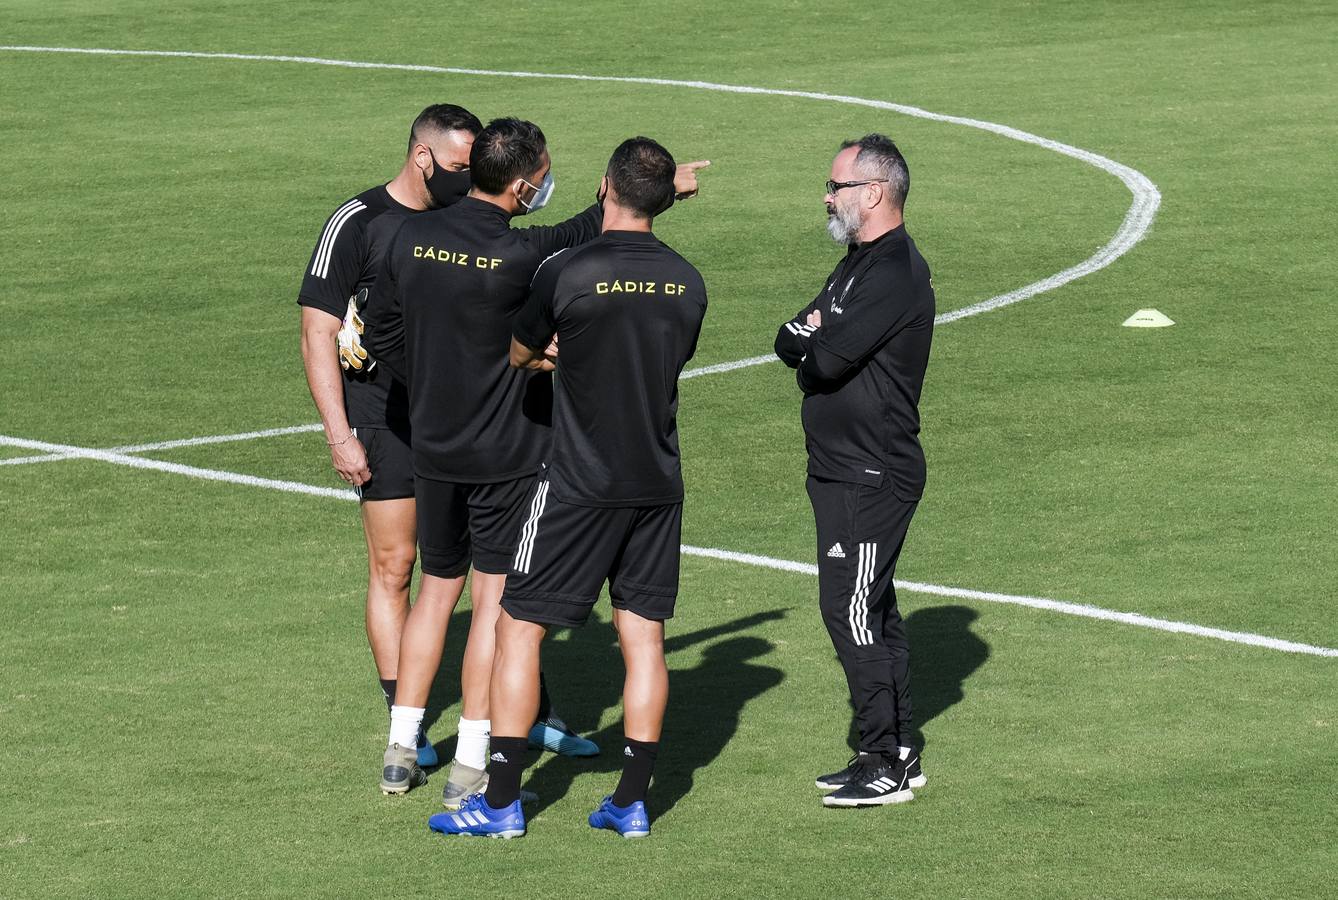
<box><xmin>513</xmin><ymin>480</ymin><xmax>550</xmax><ymax>574</ymax></box>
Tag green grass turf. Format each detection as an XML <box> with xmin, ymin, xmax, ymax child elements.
<box><xmin>2</xmin><ymin>1</ymin><xmax>1336</xmax><ymax>896</ymax></box>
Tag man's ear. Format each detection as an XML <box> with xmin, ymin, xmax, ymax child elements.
<box><xmin>865</xmin><ymin>181</ymin><xmax>884</xmax><ymax>210</ymax></box>
<box><xmin>412</xmin><ymin>143</ymin><xmax>432</xmax><ymax>174</ymax></box>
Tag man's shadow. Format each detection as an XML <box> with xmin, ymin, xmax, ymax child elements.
<box><xmin>522</xmin><ymin>609</ymin><xmax>787</xmax><ymax>819</ymax></box>
<box><xmin>843</xmin><ymin>604</ymin><xmax>990</xmax><ymax>754</ymax></box>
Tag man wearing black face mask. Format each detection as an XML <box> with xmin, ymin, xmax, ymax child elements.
<box><xmin>362</xmin><ymin>118</ymin><xmax>709</xmax><ymax>803</ymax></box>
<box><xmin>297</xmin><ymin>103</ymin><xmax>481</xmax><ymax>771</ymax></box>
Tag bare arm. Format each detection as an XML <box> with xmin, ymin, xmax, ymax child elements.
<box><xmin>300</xmin><ymin>306</ymin><xmax>371</xmax><ymax>486</ymax></box>
<box><xmin>509</xmin><ymin>334</ymin><xmax>557</xmax><ymax>371</ymax></box>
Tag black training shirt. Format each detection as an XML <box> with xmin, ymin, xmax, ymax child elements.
<box><xmin>774</xmin><ymin>225</ymin><xmax>934</xmax><ymax>497</ymax></box>
<box><xmin>362</xmin><ymin>197</ymin><xmax>602</xmax><ymax>483</ymax></box>
<box><xmin>297</xmin><ymin>184</ymin><xmax>417</xmax><ymax>430</ymax></box>
<box><xmin>513</xmin><ymin>230</ymin><xmax>707</xmax><ymax>508</ymax></box>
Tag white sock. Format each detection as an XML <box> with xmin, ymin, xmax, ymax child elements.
<box><xmin>456</xmin><ymin>717</ymin><xmax>491</xmax><ymax>771</ymax></box>
<box><xmin>388</xmin><ymin>705</ymin><xmax>426</xmax><ymax>749</ymax></box>
<box><xmin>898</xmin><ymin>746</ymin><xmax>912</xmax><ymax>761</ymax></box>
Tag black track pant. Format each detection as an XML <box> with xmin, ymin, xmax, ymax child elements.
<box><xmin>807</xmin><ymin>475</ymin><xmax>917</xmax><ymax>755</ymax></box>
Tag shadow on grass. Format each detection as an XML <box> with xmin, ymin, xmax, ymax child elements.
<box><xmin>841</xmin><ymin>604</ymin><xmax>990</xmax><ymax>755</ymax></box>
<box><xmin>522</xmin><ymin>608</ymin><xmax>788</xmax><ymax>820</ymax></box>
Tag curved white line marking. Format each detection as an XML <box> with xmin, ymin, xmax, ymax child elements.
<box><xmin>13</xmin><ymin>48</ymin><xmax>1271</xmax><ymax>657</ymax></box>
<box><xmin>2</xmin><ymin>45</ymin><xmax>1160</xmax><ymax>342</ymax></box>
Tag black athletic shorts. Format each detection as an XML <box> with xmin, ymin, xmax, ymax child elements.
<box><xmin>415</xmin><ymin>474</ymin><xmax>536</xmax><ymax>578</ymax></box>
<box><xmin>501</xmin><ymin>479</ymin><xmax>682</xmax><ymax>628</ymax></box>
<box><xmin>353</xmin><ymin>426</ymin><xmax>415</xmax><ymax>502</ymax></box>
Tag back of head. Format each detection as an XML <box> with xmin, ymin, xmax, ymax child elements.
<box><xmin>407</xmin><ymin>103</ymin><xmax>483</xmax><ymax>154</ymax></box>
<box><xmin>470</xmin><ymin>118</ymin><xmax>548</xmax><ymax>194</ymax></box>
<box><xmin>839</xmin><ymin>133</ymin><xmax>910</xmax><ymax>210</ymax></box>
<box><xmin>606</xmin><ymin>137</ymin><xmax>677</xmax><ymax>219</ymax></box>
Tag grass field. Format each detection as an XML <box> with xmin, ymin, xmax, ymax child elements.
<box><xmin>2</xmin><ymin>2</ymin><xmax>1336</xmax><ymax>897</ymax></box>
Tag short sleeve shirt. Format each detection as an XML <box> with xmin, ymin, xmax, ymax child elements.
<box><xmin>297</xmin><ymin>184</ymin><xmax>416</xmax><ymax>429</ymax></box>
<box><xmin>513</xmin><ymin>230</ymin><xmax>708</xmax><ymax>507</ymax></box>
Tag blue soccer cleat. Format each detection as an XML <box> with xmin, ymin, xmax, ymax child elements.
<box><xmin>415</xmin><ymin>728</ymin><xmax>438</xmax><ymax>768</ymax></box>
<box><xmin>428</xmin><ymin>793</ymin><xmax>525</xmax><ymax>839</ymax></box>
<box><xmin>588</xmin><ymin>796</ymin><xmax>651</xmax><ymax>838</ymax></box>
<box><xmin>528</xmin><ymin>716</ymin><xmax>600</xmax><ymax>757</ymax></box>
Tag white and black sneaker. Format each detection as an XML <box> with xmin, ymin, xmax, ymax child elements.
<box><xmin>816</xmin><ymin>753</ymin><xmax>871</xmax><ymax>790</ymax></box>
<box><xmin>817</xmin><ymin>750</ymin><xmax>926</xmax><ymax>790</ymax></box>
<box><xmin>821</xmin><ymin>753</ymin><xmax>915</xmax><ymax>807</ymax></box>
<box><xmin>905</xmin><ymin>753</ymin><xmax>927</xmax><ymax>789</ymax></box>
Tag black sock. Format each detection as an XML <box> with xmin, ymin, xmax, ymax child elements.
<box><xmin>483</xmin><ymin>736</ymin><xmax>529</xmax><ymax>809</ymax></box>
<box><xmin>536</xmin><ymin>672</ymin><xmax>552</xmax><ymax>723</ymax></box>
<box><xmin>612</xmin><ymin>738</ymin><xmax>658</xmax><ymax>807</ymax></box>
<box><xmin>379</xmin><ymin>678</ymin><xmax>397</xmax><ymax>711</ymax></box>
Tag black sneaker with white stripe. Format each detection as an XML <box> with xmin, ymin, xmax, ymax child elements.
<box><xmin>816</xmin><ymin>751</ymin><xmax>926</xmax><ymax>791</ymax></box>
<box><xmin>821</xmin><ymin>753</ymin><xmax>916</xmax><ymax>807</ymax></box>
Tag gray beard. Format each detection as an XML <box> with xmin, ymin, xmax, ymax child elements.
<box><xmin>826</xmin><ymin>205</ymin><xmax>860</xmax><ymax>244</ymax></box>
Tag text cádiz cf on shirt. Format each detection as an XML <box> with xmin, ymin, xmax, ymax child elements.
<box><xmin>362</xmin><ymin>196</ymin><xmax>603</xmax><ymax>575</ymax></box>
<box><xmin>502</xmin><ymin>230</ymin><xmax>708</xmax><ymax>627</ymax></box>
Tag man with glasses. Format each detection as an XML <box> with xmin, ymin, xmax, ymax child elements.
<box><xmin>773</xmin><ymin>134</ymin><xmax>935</xmax><ymax>808</ymax></box>
<box><xmin>297</xmin><ymin>103</ymin><xmax>481</xmax><ymax>770</ymax></box>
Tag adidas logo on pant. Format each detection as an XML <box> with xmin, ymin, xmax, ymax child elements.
<box><xmin>490</xmin><ymin>752</ymin><xmax>508</xmax><ymax>763</ymax></box>
<box><xmin>624</xmin><ymin>746</ymin><xmax>635</xmax><ymax>758</ymax></box>
<box><xmin>827</xmin><ymin>543</ymin><xmax>846</xmax><ymax>558</ymax></box>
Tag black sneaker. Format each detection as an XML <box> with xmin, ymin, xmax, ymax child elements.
<box><xmin>815</xmin><ymin>753</ymin><xmax>873</xmax><ymax>790</ymax></box>
<box><xmin>817</xmin><ymin>750</ymin><xmax>926</xmax><ymax>790</ymax></box>
<box><xmin>905</xmin><ymin>752</ymin><xmax>927</xmax><ymax>789</ymax></box>
<box><xmin>822</xmin><ymin>754</ymin><xmax>914</xmax><ymax>807</ymax></box>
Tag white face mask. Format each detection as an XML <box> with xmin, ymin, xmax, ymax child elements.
<box><xmin>517</xmin><ymin>171</ymin><xmax>554</xmax><ymax>214</ymax></box>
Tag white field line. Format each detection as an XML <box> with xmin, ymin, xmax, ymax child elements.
<box><xmin>685</xmin><ymin>547</ymin><xmax>1338</xmax><ymax>658</ymax></box>
<box><xmin>0</xmin><ymin>434</ymin><xmax>354</xmax><ymax>501</ymax></box>
<box><xmin>1</xmin><ymin>45</ymin><xmax>1161</xmax><ymax>346</ymax></box>
<box><xmin>0</xmin><ymin>423</ymin><xmax>328</xmax><ymax>467</ymax></box>
<box><xmin>111</xmin><ymin>423</ymin><xmax>325</xmax><ymax>453</ymax></box>
<box><xmin>0</xmin><ymin>45</ymin><xmax>1163</xmax><ymax>435</ymax></box>
<box><xmin>4</xmin><ymin>431</ymin><xmax>1332</xmax><ymax>659</ymax></box>
<box><xmin>22</xmin><ymin>49</ymin><xmax>1312</xmax><ymax>656</ymax></box>
<box><xmin>1</xmin><ymin>453</ymin><xmax>70</xmax><ymax>466</ymax></box>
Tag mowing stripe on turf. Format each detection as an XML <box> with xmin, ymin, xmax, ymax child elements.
<box><xmin>5</xmin><ymin>432</ymin><xmax>1333</xmax><ymax>659</ymax></box>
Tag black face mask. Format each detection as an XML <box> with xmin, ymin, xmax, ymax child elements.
<box><xmin>424</xmin><ymin>149</ymin><xmax>471</xmax><ymax>208</ymax></box>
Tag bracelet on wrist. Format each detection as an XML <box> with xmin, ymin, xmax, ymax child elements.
<box><xmin>326</xmin><ymin>431</ymin><xmax>355</xmax><ymax>447</ymax></box>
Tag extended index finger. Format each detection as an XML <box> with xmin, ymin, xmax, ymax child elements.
<box><xmin>682</xmin><ymin>160</ymin><xmax>711</xmax><ymax>172</ymax></box>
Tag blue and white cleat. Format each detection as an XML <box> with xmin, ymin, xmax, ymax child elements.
<box><xmin>428</xmin><ymin>794</ymin><xmax>525</xmax><ymax>839</ymax></box>
<box><xmin>415</xmin><ymin>728</ymin><xmax>438</xmax><ymax>768</ymax></box>
<box><xmin>588</xmin><ymin>796</ymin><xmax>651</xmax><ymax>838</ymax></box>
<box><xmin>529</xmin><ymin>716</ymin><xmax>600</xmax><ymax>757</ymax></box>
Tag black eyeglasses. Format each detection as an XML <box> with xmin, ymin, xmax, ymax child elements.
<box><xmin>825</xmin><ymin>178</ymin><xmax>887</xmax><ymax>194</ymax></box>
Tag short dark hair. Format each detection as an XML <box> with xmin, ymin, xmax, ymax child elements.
<box><xmin>606</xmin><ymin>137</ymin><xmax>676</xmax><ymax>219</ymax></box>
<box><xmin>839</xmin><ymin>133</ymin><xmax>910</xmax><ymax>209</ymax></box>
<box><xmin>407</xmin><ymin>104</ymin><xmax>482</xmax><ymax>155</ymax></box>
<box><xmin>469</xmin><ymin>118</ymin><xmax>548</xmax><ymax>194</ymax></box>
